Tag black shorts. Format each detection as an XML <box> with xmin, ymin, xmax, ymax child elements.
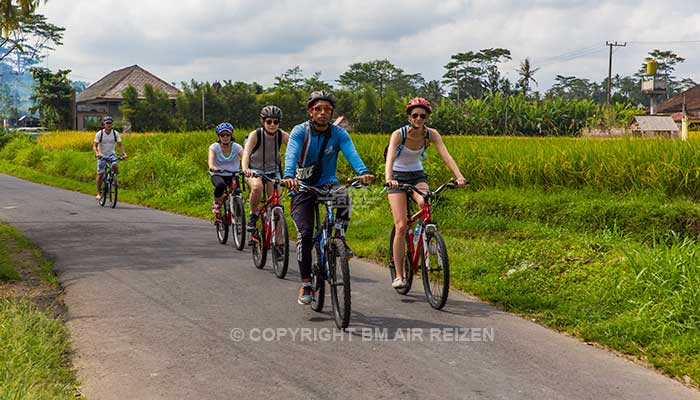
<box><xmin>387</xmin><ymin>170</ymin><xmax>428</xmax><ymax>194</ymax></box>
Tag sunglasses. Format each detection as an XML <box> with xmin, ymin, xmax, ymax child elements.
<box><xmin>311</xmin><ymin>105</ymin><xmax>334</xmax><ymax>113</ymax></box>
<box><xmin>411</xmin><ymin>113</ymin><xmax>428</xmax><ymax>120</ymax></box>
<box><xmin>265</xmin><ymin>119</ymin><xmax>280</xmax><ymax>125</ymax></box>
<box><xmin>218</xmin><ymin>133</ymin><xmax>232</xmax><ymax>137</ymax></box>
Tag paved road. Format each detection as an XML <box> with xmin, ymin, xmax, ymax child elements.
<box><xmin>1</xmin><ymin>173</ymin><xmax>698</xmax><ymax>400</ymax></box>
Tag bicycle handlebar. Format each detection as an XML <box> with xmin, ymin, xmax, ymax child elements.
<box><xmin>383</xmin><ymin>180</ymin><xmax>463</xmax><ymax>197</ymax></box>
<box><xmin>297</xmin><ymin>177</ymin><xmax>369</xmax><ymax>197</ymax></box>
<box><xmin>209</xmin><ymin>169</ymin><xmax>244</xmax><ymax>176</ymax></box>
<box><xmin>96</xmin><ymin>155</ymin><xmax>127</xmax><ymax>161</ymax></box>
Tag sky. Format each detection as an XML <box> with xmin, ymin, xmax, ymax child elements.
<box><xmin>38</xmin><ymin>0</ymin><xmax>700</xmax><ymax>92</ymax></box>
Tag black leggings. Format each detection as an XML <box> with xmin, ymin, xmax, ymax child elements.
<box><xmin>211</xmin><ymin>175</ymin><xmax>233</xmax><ymax>198</ymax></box>
<box><xmin>290</xmin><ymin>184</ymin><xmax>351</xmax><ymax>280</ymax></box>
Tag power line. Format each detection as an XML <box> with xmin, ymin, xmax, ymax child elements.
<box><xmin>627</xmin><ymin>40</ymin><xmax>700</xmax><ymax>45</ymax></box>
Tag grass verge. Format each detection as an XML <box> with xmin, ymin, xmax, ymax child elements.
<box><xmin>0</xmin><ymin>223</ymin><xmax>80</xmax><ymax>399</ymax></box>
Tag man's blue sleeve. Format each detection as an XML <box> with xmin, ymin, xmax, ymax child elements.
<box><xmin>337</xmin><ymin>127</ymin><xmax>370</xmax><ymax>175</ymax></box>
<box><xmin>284</xmin><ymin>125</ymin><xmax>305</xmax><ymax>178</ymax></box>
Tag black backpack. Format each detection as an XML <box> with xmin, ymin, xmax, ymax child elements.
<box><xmin>250</xmin><ymin>127</ymin><xmax>282</xmax><ymax>175</ymax></box>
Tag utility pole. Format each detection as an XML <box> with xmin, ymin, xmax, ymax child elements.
<box><xmin>606</xmin><ymin>41</ymin><xmax>627</xmax><ymax>104</ymax></box>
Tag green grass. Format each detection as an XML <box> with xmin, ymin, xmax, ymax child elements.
<box><xmin>0</xmin><ymin>300</ymin><xmax>77</xmax><ymax>400</ymax></box>
<box><xmin>0</xmin><ymin>223</ymin><xmax>78</xmax><ymax>399</ymax></box>
<box><xmin>2</xmin><ymin>132</ymin><xmax>700</xmax><ymax>386</ymax></box>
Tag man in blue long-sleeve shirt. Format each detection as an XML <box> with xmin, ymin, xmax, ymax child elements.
<box><xmin>282</xmin><ymin>90</ymin><xmax>374</xmax><ymax>305</ymax></box>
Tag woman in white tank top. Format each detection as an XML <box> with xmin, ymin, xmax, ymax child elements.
<box><xmin>384</xmin><ymin>98</ymin><xmax>467</xmax><ymax>289</ymax></box>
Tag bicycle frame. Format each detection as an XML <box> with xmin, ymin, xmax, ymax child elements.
<box><xmin>251</xmin><ymin>175</ymin><xmax>284</xmax><ymax>249</ymax></box>
<box><xmin>395</xmin><ymin>182</ymin><xmax>456</xmax><ymax>274</ymax></box>
<box><xmin>221</xmin><ymin>174</ymin><xmax>243</xmax><ymax>224</ymax></box>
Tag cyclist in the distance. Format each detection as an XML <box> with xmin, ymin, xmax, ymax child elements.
<box><xmin>208</xmin><ymin>122</ymin><xmax>243</xmax><ymax>215</ymax></box>
<box><xmin>241</xmin><ymin>105</ymin><xmax>290</xmax><ymax>233</ymax></box>
<box><xmin>282</xmin><ymin>90</ymin><xmax>374</xmax><ymax>305</ymax></box>
<box><xmin>93</xmin><ymin>116</ymin><xmax>127</xmax><ymax>202</ymax></box>
<box><xmin>384</xmin><ymin>97</ymin><xmax>466</xmax><ymax>289</ymax></box>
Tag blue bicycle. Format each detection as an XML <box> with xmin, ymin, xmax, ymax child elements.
<box><xmin>300</xmin><ymin>178</ymin><xmax>367</xmax><ymax>329</ymax></box>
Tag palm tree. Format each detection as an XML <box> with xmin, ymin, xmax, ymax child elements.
<box><xmin>517</xmin><ymin>58</ymin><xmax>540</xmax><ymax>97</ymax></box>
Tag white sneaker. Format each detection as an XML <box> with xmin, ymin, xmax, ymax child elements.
<box><xmin>392</xmin><ymin>277</ymin><xmax>405</xmax><ymax>288</ymax></box>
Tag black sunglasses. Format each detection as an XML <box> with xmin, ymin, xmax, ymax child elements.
<box><xmin>411</xmin><ymin>113</ymin><xmax>428</xmax><ymax>119</ymax></box>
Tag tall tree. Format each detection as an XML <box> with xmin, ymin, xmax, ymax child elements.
<box><xmin>0</xmin><ymin>0</ymin><xmax>44</xmax><ymax>60</ymax></box>
<box><xmin>442</xmin><ymin>48</ymin><xmax>511</xmax><ymax>101</ymax></box>
<box><xmin>517</xmin><ymin>58</ymin><xmax>539</xmax><ymax>96</ymax></box>
<box><xmin>636</xmin><ymin>49</ymin><xmax>688</xmax><ymax>98</ymax></box>
<box><xmin>28</xmin><ymin>66</ymin><xmax>72</xmax><ymax>129</ymax></box>
<box><xmin>337</xmin><ymin>59</ymin><xmax>421</xmax><ymax>131</ymax></box>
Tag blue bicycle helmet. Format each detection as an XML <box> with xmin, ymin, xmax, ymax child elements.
<box><xmin>215</xmin><ymin>122</ymin><xmax>233</xmax><ymax>135</ymax></box>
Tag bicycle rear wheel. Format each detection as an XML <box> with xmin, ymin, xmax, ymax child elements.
<box><xmin>109</xmin><ymin>175</ymin><xmax>118</xmax><ymax>208</ymax></box>
<box><xmin>230</xmin><ymin>196</ymin><xmax>246</xmax><ymax>250</ymax></box>
<box><xmin>389</xmin><ymin>226</ymin><xmax>413</xmax><ymax>295</ymax></box>
<box><xmin>252</xmin><ymin>214</ymin><xmax>267</xmax><ymax>269</ymax></box>
<box><xmin>421</xmin><ymin>229</ymin><xmax>450</xmax><ymax>310</ymax></box>
<box><xmin>310</xmin><ymin>242</ymin><xmax>325</xmax><ymax>312</ymax></box>
<box><xmin>216</xmin><ymin>202</ymin><xmax>229</xmax><ymax>244</ymax></box>
<box><xmin>271</xmin><ymin>207</ymin><xmax>289</xmax><ymax>279</ymax></box>
<box><xmin>330</xmin><ymin>238</ymin><xmax>351</xmax><ymax>329</ymax></box>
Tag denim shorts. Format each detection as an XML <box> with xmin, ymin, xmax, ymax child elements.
<box><xmin>97</xmin><ymin>154</ymin><xmax>118</xmax><ymax>174</ymax></box>
<box><xmin>387</xmin><ymin>170</ymin><xmax>428</xmax><ymax>194</ymax></box>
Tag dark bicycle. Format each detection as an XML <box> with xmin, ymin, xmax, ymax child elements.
<box><xmin>386</xmin><ymin>181</ymin><xmax>459</xmax><ymax>310</ymax></box>
<box><xmin>250</xmin><ymin>173</ymin><xmax>290</xmax><ymax>279</ymax></box>
<box><xmin>210</xmin><ymin>169</ymin><xmax>246</xmax><ymax>250</ymax></box>
<box><xmin>97</xmin><ymin>155</ymin><xmax>126</xmax><ymax>208</ymax></box>
<box><xmin>301</xmin><ymin>177</ymin><xmax>367</xmax><ymax>329</ymax></box>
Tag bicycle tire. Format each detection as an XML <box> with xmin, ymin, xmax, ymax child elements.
<box><xmin>271</xmin><ymin>207</ymin><xmax>289</xmax><ymax>279</ymax></box>
<box><xmin>389</xmin><ymin>226</ymin><xmax>414</xmax><ymax>295</ymax></box>
<box><xmin>231</xmin><ymin>196</ymin><xmax>246</xmax><ymax>250</ymax></box>
<box><xmin>109</xmin><ymin>174</ymin><xmax>118</xmax><ymax>208</ymax></box>
<box><xmin>216</xmin><ymin>201</ymin><xmax>229</xmax><ymax>244</ymax></box>
<box><xmin>421</xmin><ymin>229</ymin><xmax>450</xmax><ymax>310</ymax></box>
<box><xmin>252</xmin><ymin>213</ymin><xmax>267</xmax><ymax>269</ymax></box>
<box><xmin>310</xmin><ymin>242</ymin><xmax>325</xmax><ymax>312</ymax></box>
<box><xmin>330</xmin><ymin>238</ymin><xmax>351</xmax><ymax>329</ymax></box>
<box><xmin>99</xmin><ymin>178</ymin><xmax>108</xmax><ymax>207</ymax></box>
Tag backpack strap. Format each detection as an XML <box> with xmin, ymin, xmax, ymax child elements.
<box><xmin>98</xmin><ymin>129</ymin><xmax>104</xmax><ymax>144</ymax></box>
<box><xmin>422</xmin><ymin>127</ymin><xmax>431</xmax><ymax>160</ymax></box>
<box><xmin>250</xmin><ymin>128</ymin><xmax>263</xmax><ymax>155</ymax></box>
<box><xmin>297</xmin><ymin>122</ymin><xmax>312</xmax><ymax>168</ymax></box>
<box><xmin>395</xmin><ymin>125</ymin><xmax>408</xmax><ymax>158</ymax></box>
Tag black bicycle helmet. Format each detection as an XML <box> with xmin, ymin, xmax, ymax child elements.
<box><xmin>260</xmin><ymin>105</ymin><xmax>283</xmax><ymax>121</ymax></box>
<box><xmin>306</xmin><ymin>90</ymin><xmax>336</xmax><ymax>109</ymax></box>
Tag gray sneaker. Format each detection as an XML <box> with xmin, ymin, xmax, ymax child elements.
<box><xmin>297</xmin><ymin>286</ymin><xmax>313</xmax><ymax>305</ymax></box>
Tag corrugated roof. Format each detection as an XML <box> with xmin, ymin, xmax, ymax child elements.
<box><xmin>656</xmin><ymin>85</ymin><xmax>700</xmax><ymax>114</ymax></box>
<box><xmin>633</xmin><ymin>115</ymin><xmax>678</xmax><ymax>132</ymax></box>
<box><xmin>76</xmin><ymin>65</ymin><xmax>179</xmax><ymax>103</ymax></box>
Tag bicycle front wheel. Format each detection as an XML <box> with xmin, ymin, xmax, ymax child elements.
<box><xmin>99</xmin><ymin>179</ymin><xmax>108</xmax><ymax>207</ymax></box>
<box><xmin>109</xmin><ymin>175</ymin><xmax>118</xmax><ymax>208</ymax></box>
<box><xmin>252</xmin><ymin>214</ymin><xmax>267</xmax><ymax>269</ymax></box>
<box><xmin>230</xmin><ymin>196</ymin><xmax>246</xmax><ymax>250</ymax></box>
<box><xmin>216</xmin><ymin>202</ymin><xmax>229</xmax><ymax>244</ymax></box>
<box><xmin>421</xmin><ymin>229</ymin><xmax>450</xmax><ymax>310</ymax></box>
<box><xmin>329</xmin><ymin>238</ymin><xmax>351</xmax><ymax>329</ymax></box>
<box><xmin>310</xmin><ymin>242</ymin><xmax>325</xmax><ymax>312</ymax></box>
<box><xmin>271</xmin><ymin>207</ymin><xmax>289</xmax><ymax>279</ymax></box>
<box><xmin>389</xmin><ymin>226</ymin><xmax>413</xmax><ymax>295</ymax></box>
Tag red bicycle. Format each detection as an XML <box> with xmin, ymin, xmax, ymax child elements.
<box><xmin>250</xmin><ymin>174</ymin><xmax>290</xmax><ymax>279</ymax></box>
<box><xmin>211</xmin><ymin>170</ymin><xmax>246</xmax><ymax>250</ymax></box>
<box><xmin>386</xmin><ymin>181</ymin><xmax>458</xmax><ymax>310</ymax></box>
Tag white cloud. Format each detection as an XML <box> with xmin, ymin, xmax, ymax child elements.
<box><xmin>38</xmin><ymin>0</ymin><xmax>700</xmax><ymax>90</ymax></box>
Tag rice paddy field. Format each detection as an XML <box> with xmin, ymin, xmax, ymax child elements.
<box><xmin>1</xmin><ymin>130</ymin><xmax>699</xmax><ymax>386</ymax></box>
